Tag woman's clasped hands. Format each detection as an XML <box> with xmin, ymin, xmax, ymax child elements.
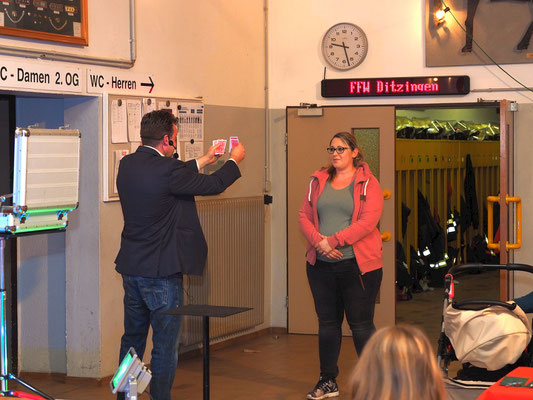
<box><xmin>315</xmin><ymin>234</ymin><xmax>343</xmax><ymax>260</ymax></box>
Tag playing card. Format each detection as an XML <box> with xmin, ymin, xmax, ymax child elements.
<box><xmin>214</xmin><ymin>139</ymin><xmax>226</xmax><ymax>155</ymax></box>
<box><xmin>229</xmin><ymin>136</ymin><xmax>239</xmax><ymax>152</ymax></box>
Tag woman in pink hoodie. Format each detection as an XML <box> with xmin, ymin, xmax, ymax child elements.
<box><xmin>298</xmin><ymin>132</ymin><xmax>384</xmax><ymax>400</ymax></box>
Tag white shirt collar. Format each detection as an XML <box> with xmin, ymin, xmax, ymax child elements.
<box><xmin>143</xmin><ymin>145</ymin><xmax>164</xmax><ymax>157</ymax></box>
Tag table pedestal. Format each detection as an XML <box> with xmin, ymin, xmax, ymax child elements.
<box><xmin>162</xmin><ymin>304</ymin><xmax>251</xmax><ymax>400</ymax></box>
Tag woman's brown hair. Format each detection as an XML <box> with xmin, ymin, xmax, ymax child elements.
<box><xmin>327</xmin><ymin>132</ymin><xmax>364</xmax><ymax>180</ymax></box>
<box><xmin>351</xmin><ymin>324</ymin><xmax>446</xmax><ymax>400</ymax></box>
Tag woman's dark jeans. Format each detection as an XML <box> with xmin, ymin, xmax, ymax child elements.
<box><xmin>307</xmin><ymin>258</ymin><xmax>382</xmax><ymax>379</ymax></box>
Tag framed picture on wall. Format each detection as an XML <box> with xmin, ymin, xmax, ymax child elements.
<box><xmin>0</xmin><ymin>0</ymin><xmax>88</xmax><ymax>46</ymax></box>
<box><xmin>426</xmin><ymin>0</ymin><xmax>533</xmax><ymax>66</ymax></box>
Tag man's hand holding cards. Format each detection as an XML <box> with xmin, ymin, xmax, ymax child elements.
<box><xmin>208</xmin><ymin>136</ymin><xmax>244</xmax><ymax>164</ymax></box>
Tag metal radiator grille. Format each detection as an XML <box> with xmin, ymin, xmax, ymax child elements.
<box><xmin>180</xmin><ymin>196</ymin><xmax>265</xmax><ymax>347</ymax></box>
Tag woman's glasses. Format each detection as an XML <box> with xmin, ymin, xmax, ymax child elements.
<box><xmin>326</xmin><ymin>146</ymin><xmax>350</xmax><ymax>154</ymax></box>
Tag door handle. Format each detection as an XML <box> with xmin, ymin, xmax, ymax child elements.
<box><xmin>381</xmin><ymin>191</ymin><xmax>391</xmax><ymax>243</ymax></box>
<box><xmin>487</xmin><ymin>195</ymin><xmax>499</xmax><ymax>250</ymax></box>
<box><xmin>487</xmin><ymin>194</ymin><xmax>521</xmax><ymax>251</ymax></box>
<box><xmin>506</xmin><ymin>195</ymin><xmax>521</xmax><ymax>251</ymax></box>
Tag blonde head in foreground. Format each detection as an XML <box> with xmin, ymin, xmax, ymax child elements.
<box><xmin>351</xmin><ymin>324</ymin><xmax>446</xmax><ymax>400</ymax></box>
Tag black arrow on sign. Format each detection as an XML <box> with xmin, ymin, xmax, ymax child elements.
<box><xmin>141</xmin><ymin>76</ymin><xmax>154</xmax><ymax>93</ymax></box>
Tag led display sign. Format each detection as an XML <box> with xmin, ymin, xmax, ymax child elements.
<box><xmin>321</xmin><ymin>76</ymin><xmax>470</xmax><ymax>98</ymax></box>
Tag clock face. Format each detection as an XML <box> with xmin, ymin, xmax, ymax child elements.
<box><xmin>322</xmin><ymin>23</ymin><xmax>368</xmax><ymax>71</ymax></box>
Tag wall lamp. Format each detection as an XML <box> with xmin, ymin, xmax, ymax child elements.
<box><xmin>435</xmin><ymin>6</ymin><xmax>450</xmax><ymax>25</ymax></box>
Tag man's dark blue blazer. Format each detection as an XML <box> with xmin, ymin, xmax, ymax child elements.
<box><xmin>115</xmin><ymin>146</ymin><xmax>241</xmax><ymax>277</ymax></box>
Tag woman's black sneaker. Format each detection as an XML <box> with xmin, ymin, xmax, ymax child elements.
<box><xmin>306</xmin><ymin>377</ymin><xmax>339</xmax><ymax>399</ymax></box>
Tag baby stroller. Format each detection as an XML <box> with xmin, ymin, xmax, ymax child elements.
<box><xmin>437</xmin><ymin>263</ymin><xmax>533</xmax><ymax>400</ymax></box>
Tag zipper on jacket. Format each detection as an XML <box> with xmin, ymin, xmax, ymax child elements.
<box><xmin>355</xmin><ymin>261</ymin><xmax>366</xmax><ymax>291</ymax></box>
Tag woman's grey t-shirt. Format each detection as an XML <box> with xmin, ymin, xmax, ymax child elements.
<box><xmin>316</xmin><ymin>180</ymin><xmax>355</xmax><ymax>262</ymax></box>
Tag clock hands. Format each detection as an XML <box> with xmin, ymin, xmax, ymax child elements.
<box><xmin>330</xmin><ymin>43</ymin><xmax>349</xmax><ymax>48</ymax></box>
<box><xmin>342</xmin><ymin>41</ymin><xmax>350</xmax><ymax>66</ymax></box>
<box><xmin>331</xmin><ymin>41</ymin><xmax>351</xmax><ymax>66</ymax></box>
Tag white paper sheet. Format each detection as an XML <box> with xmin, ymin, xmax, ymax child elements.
<box><xmin>157</xmin><ymin>100</ymin><xmax>170</xmax><ymax>111</ymax></box>
<box><xmin>111</xmin><ymin>100</ymin><xmax>128</xmax><ymax>143</ymax></box>
<box><xmin>126</xmin><ymin>99</ymin><xmax>142</xmax><ymax>142</ymax></box>
<box><xmin>178</xmin><ymin>102</ymin><xmax>204</xmax><ymax>142</ymax></box>
<box><xmin>184</xmin><ymin>141</ymin><xmax>203</xmax><ymax>162</ymax></box>
<box><xmin>143</xmin><ymin>98</ymin><xmax>156</xmax><ymax>115</ymax></box>
<box><xmin>157</xmin><ymin>101</ymin><xmax>178</xmax><ymax>117</ymax></box>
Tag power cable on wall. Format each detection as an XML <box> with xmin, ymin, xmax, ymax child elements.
<box><xmin>440</xmin><ymin>0</ymin><xmax>533</xmax><ymax>94</ymax></box>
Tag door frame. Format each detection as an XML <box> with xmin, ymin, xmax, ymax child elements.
<box><xmin>286</xmin><ymin>100</ymin><xmax>512</xmax><ymax>333</ymax></box>
<box><xmin>499</xmin><ymin>100</ymin><xmax>514</xmax><ymax>299</ymax></box>
<box><xmin>395</xmin><ymin>101</ymin><xmax>511</xmax><ymax>300</ymax></box>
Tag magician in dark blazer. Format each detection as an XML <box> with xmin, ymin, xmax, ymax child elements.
<box><xmin>114</xmin><ymin>109</ymin><xmax>245</xmax><ymax>400</ymax></box>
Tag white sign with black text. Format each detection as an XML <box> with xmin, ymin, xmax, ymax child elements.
<box><xmin>0</xmin><ymin>60</ymin><xmax>82</xmax><ymax>93</ymax></box>
<box><xmin>87</xmin><ymin>69</ymin><xmax>155</xmax><ymax>94</ymax></box>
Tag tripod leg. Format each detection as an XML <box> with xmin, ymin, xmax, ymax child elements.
<box><xmin>8</xmin><ymin>374</ymin><xmax>55</xmax><ymax>400</ymax></box>
<box><xmin>0</xmin><ymin>238</ymin><xmax>54</xmax><ymax>400</ymax></box>
<box><xmin>0</xmin><ymin>238</ymin><xmax>8</xmax><ymax>393</ymax></box>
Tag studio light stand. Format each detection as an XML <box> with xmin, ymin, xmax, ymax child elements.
<box><xmin>0</xmin><ymin>234</ymin><xmax>55</xmax><ymax>399</ymax></box>
<box><xmin>0</xmin><ymin>126</ymin><xmax>81</xmax><ymax>399</ymax></box>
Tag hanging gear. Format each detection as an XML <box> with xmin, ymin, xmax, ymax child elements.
<box><xmin>410</xmin><ymin>245</ymin><xmax>429</xmax><ymax>293</ymax></box>
<box><xmin>396</xmin><ymin>242</ymin><xmax>413</xmax><ymax>300</ymax></box>
<box><xmin>446</xmin><ymin>207</ymin><xmax>458</xmax><ymax>242</ymax></box>
<box><xmin>401</xmin><ymin>202</ymin><xmax>411</xmax><ymax>239</ymax></box>
<box><xmin>464</xmin><ymin>154</ymin><xmax>479</xmax><ymax>230</ymax></box>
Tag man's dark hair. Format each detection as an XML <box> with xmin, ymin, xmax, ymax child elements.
<box><xmin>140</xmin><ymin>110</ymin><xmax>177</xmax><ymax>147</ymax></box>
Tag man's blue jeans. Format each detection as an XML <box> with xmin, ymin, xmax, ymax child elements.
<box><xmin>118</xmin><ymin>273</ymin><xmax>183</xmax><ymax>400</ymax></box>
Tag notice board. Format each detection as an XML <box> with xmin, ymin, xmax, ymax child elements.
<box><xmin>103</xmin><ymin>94</ymin><xmax>205</xmax><ymax>202</ymax></box>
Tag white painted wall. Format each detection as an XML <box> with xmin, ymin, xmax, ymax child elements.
<box><xmin>268</xmin><ymin>0</ymin><xmax>533</xmax><ymax>108</ymax></box>
<box><xmin>0</xmin><ymin>0</ymin><xmax>266</xmax><ymax>107</ymax></box>
<box><xmin>134</xmin><ymin>1</ymin><xmax>265</xmax><ymax>107</ymax></box>
<box><xmin>266</xmin><ymin>0</ymin><xmax>533</xmax><ymax>329</ymax></box>
<box><xmin>0</xmin><ymin>2</ymin><xmax>132</xmax><ymax>60</ymax></box>
<box><xmin>11</xmin><ymin>0</ymin><xmax>266</xmax><ymax>378</ymax></box>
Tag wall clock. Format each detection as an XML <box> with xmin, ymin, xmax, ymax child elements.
<box><xmin>322</xmin><ymin>22</ymin><xmax>368</xmax><ymax>71</ymax></box>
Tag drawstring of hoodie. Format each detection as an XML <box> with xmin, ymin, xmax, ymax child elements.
<box><xmin>308</xmin><ymin>178</ymin><xmax>314</xmax><ymax>202</ymax></box>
